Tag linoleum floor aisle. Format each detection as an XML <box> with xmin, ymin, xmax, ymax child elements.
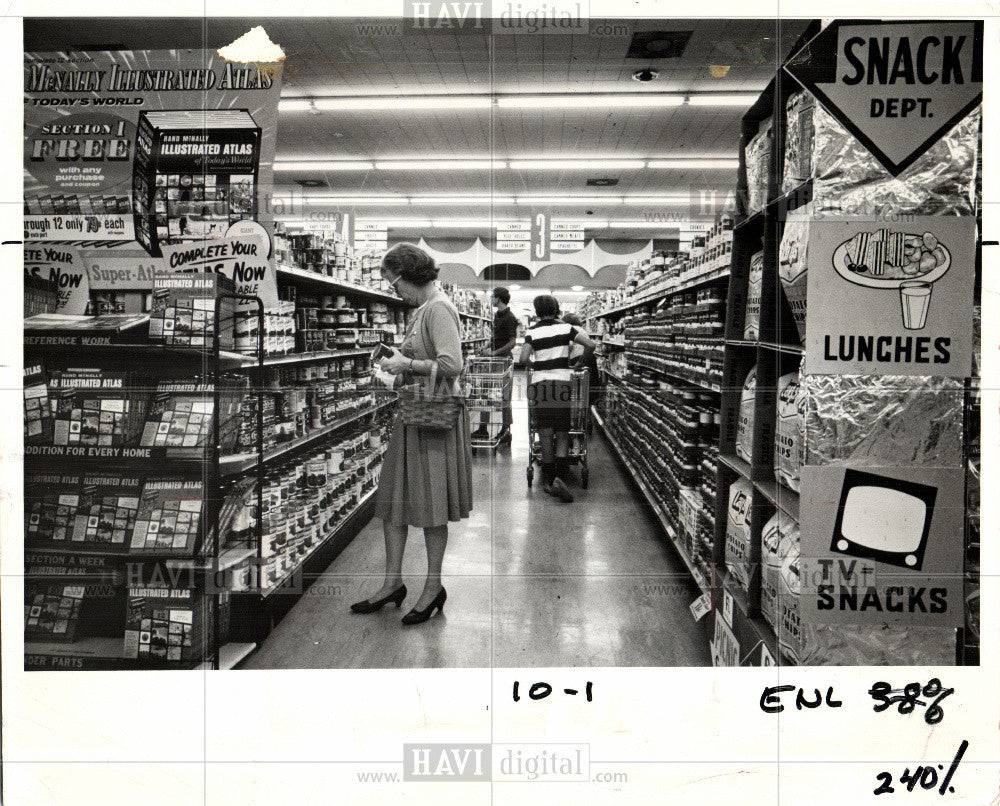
<box><xmin>241</xmin><ymin>374</ymin><xmax>712</xmax><ymax>668</ymax></box>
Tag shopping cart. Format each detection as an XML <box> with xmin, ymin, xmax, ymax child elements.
<box><xmin>463</xmin><ymin>357</ymin><xmax>514</xmax><ymax>454</ymax></box>
<box><xmin>526</xmin><ymin>368</ymin><xmax>589</xmax><ymax>489</ymax></box>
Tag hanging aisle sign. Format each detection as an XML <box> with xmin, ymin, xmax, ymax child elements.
<box><xmin>530</xmin><ymin>210</ymin><xmax>550</xmax><ymax>262</ymax></box>
<box><xmin>785</xmin><ymin>20</ymin><xmax>983</xmax><ymax>175</ymax></box>
<box><xmin>803</xmin><ymin>217</ymin><xmax>974</xmax><ymax>377</ymax></box>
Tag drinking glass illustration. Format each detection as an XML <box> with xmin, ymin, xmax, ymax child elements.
<box><xmin>899</xmin><ymin>281</ymin><xmax>932</xmax><ymax>330</ymax></box>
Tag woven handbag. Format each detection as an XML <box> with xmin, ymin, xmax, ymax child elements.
<box><xmin>397</xmin><ymin>361</ymin><xmax>464</xmax><ymax>432</ymax></box>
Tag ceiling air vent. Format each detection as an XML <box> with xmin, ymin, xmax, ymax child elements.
<box><xmin>295</xmin><ymin>178</ymin><xmax>328</xmax><ymax>189</ymax></box>
<box><xmin>626</xmin><ymin>31</ymin><xmax>693</xmax><ymax>60</ymax></box>
<box><xmin>586</xmin><ymin>177</ymin><xmax>619</xmax><ymax>187</ymax></box>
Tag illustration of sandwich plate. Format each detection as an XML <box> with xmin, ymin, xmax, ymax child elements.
<box><xmin>832</xmin><ymin>229</ymin><xmax>950</xmax><ymax>330</ymax></box>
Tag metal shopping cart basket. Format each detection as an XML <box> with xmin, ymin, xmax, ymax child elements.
<box><xmin>526</xmin><ymin>368</ymin><xmax>589</xmax><ymax>489</ymax></box>
<box><xmin>463</xmin><ymin>356</ymin><xmax>514</xmax><ymax>454</ymax></box>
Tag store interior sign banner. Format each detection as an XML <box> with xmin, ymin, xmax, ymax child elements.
<box><xmin>23</xmin><ymin>48</ymin><xmax>281</xmax><ymax>262</ymax></box>
<box><xmin>786</xmin><ymin>20</ymin><xmax>983</xmax><ymax>175</ymax></box>
<box><xmin>162</xmin><ymin>221</ymin><xmax>278</xmax><ymax>309</ymax></box>
<box><xmin>803</xmin><ymin>216</ymin><xmax>974</xmax><ymax>377</ymax></box>
<box><xmin>798</xmin><ymin>465</ymin><xmax>964</xmax><ymax>627</ymax></box>
<box><xmin>24</xmin><ymin>244</ymin><xmax>89</xmax><ymax>314</ymax></box>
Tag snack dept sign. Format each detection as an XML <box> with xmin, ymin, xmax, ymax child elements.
<box><xmin>786</xmin><ymin>21</ymin><xmax>982</xmax><ymax>175</ymax></box>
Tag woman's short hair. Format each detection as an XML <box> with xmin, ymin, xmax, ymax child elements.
<box><xmin>533</xmin><ymin>294</ymin><xmax>560</xmax><ymax>319</ymax></box>
<box><xmin>382</xmin><ymin>243</ymin><xmax>438</xmax><ymax>285</ymax></box>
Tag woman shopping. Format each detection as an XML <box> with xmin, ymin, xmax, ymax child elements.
<box><xmin>519</xmin><ymin>295</ymin><xmax>596</xmax><ymax>503</ymax></box>
<box><xmin>350</xmin><ymin>244</ymin><xmax>473</xmax><ymax>625</ymax></box>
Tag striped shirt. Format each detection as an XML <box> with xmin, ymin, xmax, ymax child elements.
<box><xmin>524</xmin><ymin>319</ymin><xmax>579</xmax><ymax>383</ymax></box>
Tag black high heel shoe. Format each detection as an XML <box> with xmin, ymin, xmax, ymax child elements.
<box><xmin>350</xmin><ymin>584</ymin><xmax>407</xmax><ymax>614</ymax></box>
<box><xmin>401</xmin><ymin>587</ymin><xmax>447</xmax><ymax>625</ymax></box>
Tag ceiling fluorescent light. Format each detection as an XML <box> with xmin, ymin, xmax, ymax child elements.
<box><xmin>686</xmin><ymin>93</ymin><xmax>758</xmax><ymax>106</ymax></box>
<box><xmin>277</xmin><ymin>99</ymin><xmax>313</xmax><ymax>112</ymax></box>
<box><xmin>275</xmin><ymin>161</ymin><xmax>374</xmax><ymax>171</ymax></box>
<box><xmin>375</xmin><ymin>160</ymin><xmax>503</xmax><ymax>170</ymax></box>
<box><xmin>498</xmin><ymin>94</ymin><xmax>685</xmax><ymax>109</ymax></box>
<box><xmin>314</xmin><ymin>95</ymin><xmax>491</xmax><ymax>111</ymax></box>
<box><xmin>646</xmin><ymin>158</ymin><xmax>740</xmax><ymax>169</ymax></box>
<box><xmin>619</xmin><ymin>196</ymin><xmax>697</xmax><ymax>206</ymax></box>
<box><xmin>516</xmin><ymin>196</ymin><xmax>623</xmax><ymax>205</ymax></box>
<box><xmin>411</xmin><ymin>196</ymin><xmax>516</xmax><ymax>205</ymax></box>
<box><xmin>293</xmin><ymin>197</ymin><xmax>409</xmax><ymax>206</ymax></box>
<box><xmin>509</xmin><ymin>159</ymin><xmax>645</xmax><ymax>170</ymax></box>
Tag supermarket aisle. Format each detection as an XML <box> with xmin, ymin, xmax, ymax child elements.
<box><xmin>242</xmin><ymin>373</ymin><xmax>711</xmax><ymax>669</ymax></box>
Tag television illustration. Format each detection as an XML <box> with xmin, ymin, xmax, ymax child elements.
<box><xmin>830</xmin><ymin>469</ymin><xmax>937</xmax><ymax>571</ymax></box>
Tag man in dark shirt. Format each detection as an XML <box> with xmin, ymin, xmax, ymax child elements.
<box><xmin>472</xmin><ymin>286</ymin><xmax>518</xmax><ymax>442</ymax></box>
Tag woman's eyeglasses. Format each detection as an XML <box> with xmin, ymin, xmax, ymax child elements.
<box><xmin>387</xmin><ymin>274</ymin><xmax>402</xmax><ymax>294</ymax></box>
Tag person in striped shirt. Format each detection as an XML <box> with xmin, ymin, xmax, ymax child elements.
<box><xmin>519</xmin><ymin>295</ymin><xmax>596</xmax><ymax>502</ymax></box>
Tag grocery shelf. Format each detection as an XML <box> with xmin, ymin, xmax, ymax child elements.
<box><xmin>259</xmin><ymin>348</ymin><xmax>370</xmax><ymax>367</ymax></box>
<box><xmin>165</xmin><ymin>544</ymin><xmax>258</xmax><ymax>573</ymax></box>
<box><xmin>627</xmin><ymin>354</ymin><xmax>723</xmax><ymax>394</ymax></box>
<box><xmin>457</xmin><ymin>311</ymin><xmax>491</xmax><ymax>323</ymax></box>
<box><xmin>718</xmin><ymin>453</ymin><xmax>753</xmax><ymax>480</ymax></box>
<box><xmin>592</xmin><ymin>406</ymin><xmax>708</xmax><ymax>595</ymax></box>
<box><xmin>586</xmin><ymin>267</ymin><xmax>731</xmax><ymax>321</ymax></box>
<box><xmin>759</xmin><ymin>341</ymin><xmax>804</xmax><ymax>357</ymax></box>
<box><xmin>734</xmin><ymin>210</ymin><xmax>765</xmax><ymax>233</ymax></box>
<box><xmin>260</xmin><ymin>487</ymin><xmax>378</xmax><ymax>598</ymax></box>
<box><xmin>23</xmin><ymin>341</ymin><xmax>255</xmax><ymax>371</ymax></box>
<box><xmin>753</xmin><ymin>477</ymin><xmax>800</xmax><ymax>522</ymax></box>
<box><xmin>462</xmin><ymin>337</ymin><xmax>489</xmax><ymax>345</ymax></box>
<box><xmin>220</xmin><ymin>399</ymin><xmax>395</xmax><ymax>476</ymax></box>
<box><xmin>276</xmin><ymin>265</ymin><xmax>402</xmax><ymax>304</ymax></box>
<box><xmin>196</xmin><ymin>641</ymin><xmax>257</xmax><ymax>670</ymax></box>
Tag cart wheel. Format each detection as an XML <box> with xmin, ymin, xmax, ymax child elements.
<box><xmin>471</xmin><ymin>446</ymin><xmax>478</xmax><ymax>456</ymax></box>
<box><xmin>581</xmin><ymin>467</ymin><xmax>589</xmax><ymax>489</ymax></box>
<box><xmin>526</xmin><ymin>465</ymin><xmax>534</xmax><ymax>488</ymax></box>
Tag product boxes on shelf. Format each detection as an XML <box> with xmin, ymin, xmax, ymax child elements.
<box><xmin>128</xmin><ymin>480</ymin><xmax>205</xmax><ymax>557</ymax></box>
<box><xmin>724</xmin><ymin>478</ymin><xmax>753</xmax><ymax>593</ymax></box>
<box><xmin>760</xmin><ymin>511</ymin><xmax>803</xmax><ymax>663</ymax></box>
<box><xmin>148</xmin><ymin>272</ymin><xmax>237</xmax><ymax>350</ymax></box>
<box><xmin>735</xmin><ymin>366</ymin><xmax>757</xmax><ymax>464</ymax></box>
<box><xmin>123</xmin><ymin>584</ymin><xmax>209</xmax><ymax>663</ymax></box>
<box><xmin>47</xmin><ymin>368</ymin><xmax>149</xmax><ymax>449</ymax></box>
<box><xmin>26</xmin><ymin>474</ymin><xmax>143</xmax><ymax>550</ymax></box>
<box><xmin>24</xmin><ymin>362</ymin><xmax>51</xmax><ymax>443</ymax></box>
<box><xmin>132</xmin><ymin>109</ymin><xmax>262</xmax><ymax>257</ymax></box>
<box><xmin>774</xmin><ymin>370</ymin><xmax>805</xmax><ymax>492</ymax></box>
<box><xmin>139</xmin><ymin>378</ymin><xmax>246</xmax><ymax>454</ymax></box>
<box><xmin>24</xmin><ymin>582</ymin><xmax>86</xmax><ymax>643</ymax></box>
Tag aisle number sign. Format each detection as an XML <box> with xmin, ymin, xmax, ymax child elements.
<box><xmin>785</xmin><ymin>20</ymin><xmax>982</xmax><ymax>175</ymax></box>
<box><xmin>530</xmin><ymin>210</ymin><xmax>550</xmax><ymax>262</ymax></box>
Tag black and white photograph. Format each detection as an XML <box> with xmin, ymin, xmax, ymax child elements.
<box><xmin>4</xmin><ymin>4</ymin><xmax>997</xmax><ymax>803</ymax></box>
<box><xmin>17</xmin><ymin>13</ymin><xmax>983</xmax><ymax>671</ymax></box>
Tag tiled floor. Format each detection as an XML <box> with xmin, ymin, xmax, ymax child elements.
<box><xmin>242</xmin><ymin>378</ymin><xmax>711</xmax><ymax>668</ymax></box>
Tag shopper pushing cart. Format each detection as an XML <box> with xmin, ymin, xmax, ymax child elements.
<box><xmin>471</xmin><ymin>286</ymin><xmax>519</xmax><ymax>444</ymax></box>
<box><xmin>519</xmin><ymin>295</ymin><xmax>597</xmax><ymax>502</ymax></box>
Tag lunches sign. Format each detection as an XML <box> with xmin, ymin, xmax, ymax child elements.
<box><xmin>785</xmin><ymin>20</ymin><xmax>982</xmax><ymax>175</ymax></box>
<box><xmin>803</xmin><ymin>217</ymin><xmax>974</xmax><ymax>378</ymax></box>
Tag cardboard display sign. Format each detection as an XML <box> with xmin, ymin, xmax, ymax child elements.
<box><xmin>785</xmin><ymin>20</ymin><xmax>983</xmax><ymax>176</ymax></box>
<box><xmin>161</xmin><ymin>222</ymin><xmax>277</xmax><ymax>310</ymax></box>
<box><xmin>24</xmin><ymin>244</ymin><xmax>89</xmax><ymax>314</ymax></box>
<box><xmin>799</xmin><ymin>465</ymin><xmax>964</xmax><ymax>627</ymax></box>
<box><xmin>804</xmin><ymin>216</ymin><xmax>974</xmax><ymax>377</ymax></box>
